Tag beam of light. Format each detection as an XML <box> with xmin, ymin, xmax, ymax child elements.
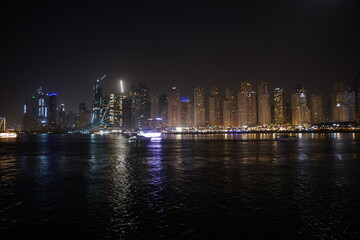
<box><xmin>120</xmin><ymin>80</ymin><xmax>124</xmax><ymax>94</ymax></box>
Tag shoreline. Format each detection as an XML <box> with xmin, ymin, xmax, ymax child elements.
<box><xmin>161</xmin><ymin>130</ymin><xmax>360</xmax><ymax>134</ymax></box>
<box><xmin>13</xmin><ymin>130</ymin><xmax>360</xmax><ymax>135</ymax></box>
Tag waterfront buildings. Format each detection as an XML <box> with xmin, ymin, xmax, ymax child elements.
<box><xmin>21</xmin><ymin>73</ymin><xmax>360</xmax><ymax>132</ymax></box>
<box><xmin>223</xmin><ymin>88</ymin><xmax>238</xmax><ymax>127</ymax></box>
<box><xmin>331</xmin><ymin>81</ymin><xmax>356</xmax><ymax>122</ymax></box>
<box><xmin>150</xmin><ymin>92</ymin><xmax>160</xmax><ymax>120</ymax></box>
<box><xmin>274</xmin><ymin>88</ymin><xmax>286</xmax><ymax>124</ymax></box>
<box><xmin>257</xmin><ymin>82</ymin><xmax>271</xmax><ymax>126</ymax></box>
<box><xmin>291</xmin><ymin>86</ymin><xmax>310</xmax><ymax>127</ymax></box>
<box><xmin>92</xmin><ymin>75</ymin><xmax>105</xmax><ymax>125</ymax></box>
<box><xmin>100</xmin><ymin>93</ymin><xmax>123</xmax><ymax>128</ymax></box>
<box><xmin>128</xmin><ymin>82</ymin><xmax>150</xmax><ymax>130</ymax></box>
<box><xmin>47</xmin><ymin>93</ymin><xmax>58</xmax><ymax>130</ymax></box>
<box><xmin>238</xmin><ymin>82</ymin><xmax>257</xmax><ymax>127</ymax></box>
<box><xmin>167</xmin><ymin>87</ymin><xmax>181</xmax><ymax>128</ymax></box>
<box><xmin>194</xmin><ymin>87</ymin><xmax>206</xmax><ymax>128</ymax></box>
<box><xmin>208</xmin><ymin>85</ymin><xmax>223</xmax><ymax>127</ymax></box>
<box><xmin>181</xmin><ymin>95</ymin><xmax>194</xmax><ymax>128</ymax></box>
<box><xmin>79</xmin><ymin>103</ymin><xmax>91</xmax><ymax>128</ymax></box>
<box><xmin>309</xmin><ymin>93</ymin><xmax>325</xmax><ymax>124</ymax></box>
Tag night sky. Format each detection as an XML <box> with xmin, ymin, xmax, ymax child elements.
<box><xmin>1</xmin><ymin>0</ymin><xmax>359</xmax><ymax>127</ymax></box>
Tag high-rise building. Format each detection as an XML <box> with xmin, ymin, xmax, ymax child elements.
<box><xmin>92</xmin><ymin>75</ymin><xmax>105</xmax><ymax>125</ymax></box>
<box><xmin>22</xmin><ymin>101</ymin><xmax>32</xmax><ymax>131</ymax></box>
<box><xmin>129</xmin><ymin>82</ymin><xmax>150</xmax><ymax>130</ymax></box>
<box><xmin>26</xmin><ymin>87</ymin><xmax>48</xmax><ymax>130</ymax></box>
<box><xmin>47</xmin><ymin>93</ymin><xmax>58</xmax><ymax>129</ymax></box>
<box><xmin>223</xmin><ymin>88</ymin><xmax>238</xmax><ymax>127</ymax></box>
<box><xmin>194</xmin><ymin>87</ymin><xmax>206</xmax><ymax>127</ymax></box>
<box><xmin>79</xmin><ymin>103</ymin><xmax>91</xmax><ymax>128</ymax></box>
<box><xmin>309</xmin><ymin>93</ymin><xmax>324</xmax><ymax>124</ymax></box>
<box><xmin>104</xmin><ymin>93</ymin><xmax>123</xmax><ymax>128</ymax></box>
<box><xmin>331</xmin><ymin>81</ymin><xmax>356</xmax><ymax>122</ymax></box>
<box><xmin>238</xmin><ymin>82</ymin><xmax>257</xmax><ymax>127</ymax></box>
<box><xmin>122</xmin><ymin>95</ymin><xmax>133</xmax><ymax>130</ymax></box>
<box><xmin>150</xmin><ymin>92</ymin><xmax>160</xmax><ymax>119</ymax></box>
<box><xmin>181</xmin><ymin>95</ymin><xmax>194</xmax><ymax>128</ymax></box>
<box><xmin>159</xmin><ymin>94</ymin><xmax>168</xmax><ymax>122</ymax></box>
<box><xmin>65</xmin><ymin>111</ymin><xmax>76</xmax><ymax>129</ymax></box>
<box><xmin>209</xmin><ymin>85</ymin><xmax>223</xmax><ymax>127</ymax></box>
<box><xmin>167</xmin><ymin>87</ymin><xmax>181</xmax><ymax>127</ymax></box>
<box><xmin>291</xmin><ymin>86</ymin><xmax>310</xmax><ymax>126</ymax></box>
<box><xmin>257</xmin><ymin>82</ymin><xmax>271</xmax><ymax>125</ymax></box>
<box><xmin>58</xmin><ymin>104</ymin><xmax>66</xmax><ymax>129</ymax></box>
<box><xmin>274</xmin><ymin>88</ymin><xmax>286</xmax><ymax>124</ymax></box>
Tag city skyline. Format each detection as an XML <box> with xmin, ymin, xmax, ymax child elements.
<box><xmin>20</xmin><ymin>76</ymin><xmax>360</xmax><ymax>132</ymax></box>
<box><xmin>1</xmin><ymin>1</ymin><xmax>359</xmax><ymax>126</ymax></box>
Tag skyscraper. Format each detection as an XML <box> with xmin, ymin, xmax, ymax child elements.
<box><xmin>129</xmin><ymin>82</ymin><xmax>150</xmax><ymax>130</ymax></box>
<box><xmin>79</xmin><ymin>103</ymin><xmax>91</xmax><ymax>128</ymax></box>
<box><xmin>92</xmin><ymin>75</ymin><xmax>105</xmax><ymax>125</ymax></box>
<box><xmin>331</xmin><ymin>81</ymin><xmax>356</xmax><ymax>122</ymax></box>
<box><xmin>257</xmin><ymin>82</ymin><xmax>271</xmax><ymax>126</ymax></box>
<box><xmin>167</xmin><ymin>87</ymin><xmax>181</xmax><ymax>127</ymax></box>
<box><xmin>238</xmin><ymin>82</ymin><xmax>257</xmax><ymax>127</ymax></box>
<box><xmin>47</xmin><ymin>93</ymin><xmax>58</xmax><ymax>130</ymax></box>
<box><xmin>291</xmin><ymin>86</ymin><xmax>310</xmax><ymax>126</ymax></box>
<box><xmin>208</xmin><ymin>85</ymin><xmax>223</xmax><ymax>127</ymax></box>
<box><xmin>106</xmin><ymin>93</ymin><xmax>123</xmax><ymax>127</ymax></box>
<box><xmin>223</xmin><ymin>88</ymin><xmax>238</xmax><ymax>127</ymax></box>
<box><xmin>309</xmin><ymin>93</ymin><xmax>325</xmax><ymax>124</ymax></box>
<box><xmin>150</xmin><ymin>92</ymin><xmax>160</xmax><ymax>119</ymax></box>
<box><xmin>274</xmin><ymin>88</ymin><xmax>286</xmax><ymax>125</ymax></box>
<box><xmin>181</xmin><ymin>94</ymin><xmax>194</xmax><ymax>128</ymax></box>
<box><xmin>58</xmin><ymin>104</ymin><xmax>66</xmax><ymax>129</ymax></box>
<box><xmin>122</xmin><ymin>95</ymin><xmax>133</xmax><ymax>130</ymax></box>
<box><xmin>194</xmin><ymin>87</ymin><xmax>206</xmax><ymax>127</ymax></box>
<box><xmin>26</xmin><ymin>87</ymin><xmax>48</xmax><ymax>130</ymax></box>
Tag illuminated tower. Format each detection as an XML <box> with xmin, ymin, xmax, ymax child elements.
<box><xmin>309</xmin><ymin>93</ymin><xmax>324</xmax><ymax>124</ymax></box>
<box><xmin>257</xmin><ymin>82</ymin><xmax>271</xmax><ymax>126</ymax></box>
<box><xmin>291</xmin><ymin>86</ymin><xmax>310</xmax><ymax>126</ymax></box>
<box><xmin>238</xmin><ymin>82</ymin><xmax>257</xmax><ymax>127</ymax></box>
<box><xmin>181</xmin><ymin>94</ymin><xmax>194</xmax><ymax>128</ymax></box>
<box><xmin>58</xmin><ymin>104</ymin><xmax>66</xmax><ymax>129</ymax></box>
<box><xmin>92</xmin><ymin>75</ymin><xmax>105</xmax><ymax>125</ymax></box>
<box><xmin>274</xmin><ymin>88</ymin><xmax>286</xmax><ymax>124</ymax></box>
<box><xmin>194</xmin><ymin>87</ymin><xmax>206</xmax><ymax>127</ymax></box>
<box><xmin>27</xmin><ymin>87</ymin><xmax>48</xmax><ymax>130</ymax></box>
<box><xmin>167</xmin><ymin>87</ymin><xmax>181</xmax><ymax>127</ymax></box>
<box><xmin>23</xmin><ymin>101</ymin><xmax>32</xmax><ymax>131</ymax></box>
<box><xmin>223</xmin><ymin>88</ymin><xmax>238</xmax><ymax>127</ymax></box>
<box><xmin>129</xmin><ymin>82</ymin><xmax>150</xmax><ymax>130</ymax></box>
<box><xmin>209</xmin><ymin>85</ymin><xmax>223</xmax><ymax>127</ymax></box>
<box><xmin>47</xmin><ymin>93</ymin><xmax>58</xmax><ymax>130</ymax></box>
<box><xmin>331</xmin><ymin>81</ymin><xmax>356</xmax><ymax>122</ymax></box>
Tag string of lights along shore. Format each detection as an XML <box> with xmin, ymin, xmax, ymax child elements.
<box><xmin>22</xmin><ymin>74</ymin><xmax>360</xmax><ymax>133</ymax></box>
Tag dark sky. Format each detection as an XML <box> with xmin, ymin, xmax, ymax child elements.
<box><xmin>1</xmin><ymin>0</ymin><xmax>359</xmax><ymax>127</ymax></box>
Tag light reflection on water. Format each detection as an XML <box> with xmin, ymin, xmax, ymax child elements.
<box><xmin>0</xmin><ymin>133</ymin><xmax>359</xmax><ymax>239</ymax></box>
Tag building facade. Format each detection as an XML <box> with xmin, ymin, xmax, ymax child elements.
<box><xmin>238</xmin><ymin>82</ymin><xmax>257</xmax><ymax>127</ymax></box>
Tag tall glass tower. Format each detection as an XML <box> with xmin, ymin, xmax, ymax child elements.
<box><xmin>92</xmin><ymin>75</ymin><xmax>105</xmax><ymax>125</ymax></box>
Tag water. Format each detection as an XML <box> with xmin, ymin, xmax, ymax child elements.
<box><xmin>1</xmin><ymin>133</ymin><xmax>360</xmax><ymax>239</ymax></box>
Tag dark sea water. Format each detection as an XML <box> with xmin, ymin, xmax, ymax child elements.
<box><xmin>1</xmin><ymin>133</ymin><xmax>360</xmax><ymax>239</ymax></box>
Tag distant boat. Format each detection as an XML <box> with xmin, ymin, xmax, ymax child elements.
<box><xmin>128</xmin><ymin>135</ymin><xmax>151</xmax><ymax>142</ymax></box>
<box><xmin>0</xmin><ymin>132</ymin><xmax>17</xmax><ymax>138</ymax></box>
<box><xmin>275</xmin><ymin>134</ymin><xmax>297</xmax><ymax>141</ymax></box>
